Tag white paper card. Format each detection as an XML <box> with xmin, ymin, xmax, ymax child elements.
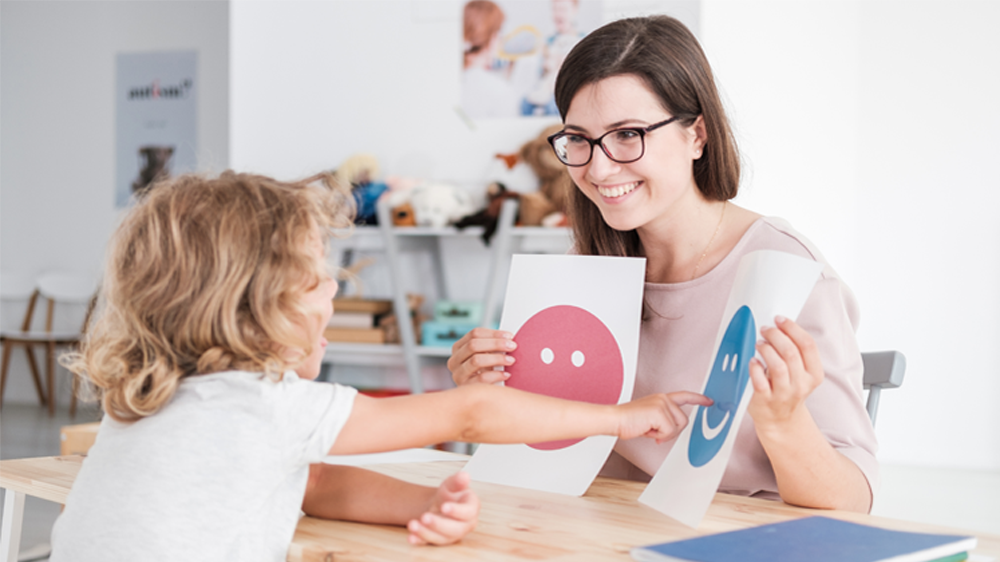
<box><xmin>638</xmin><ymin>250</ymin><xmax>823</xmax><ymax>527</ymax></box>
<box><xmin>464</xmin><ymin>254</ymin><xmax>646</xmax><ymax>495</ymax></box>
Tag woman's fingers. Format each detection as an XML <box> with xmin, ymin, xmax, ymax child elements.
<box><xmin>448</xmin><ymin>329</ymin><xmax>516</xmax><ymax>386</ymax></box>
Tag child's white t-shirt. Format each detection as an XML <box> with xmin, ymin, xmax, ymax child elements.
<box><xmin>50</xmin><ymin>370</ymin><xmax>357</xmax><ymax>562</ymax></box>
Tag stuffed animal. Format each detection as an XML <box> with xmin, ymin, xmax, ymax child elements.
<box><xmin>518</xmin><ymin>123</ymin><xmax>572</xmax><ymax>225</ymax></box>
<box><xmin>454</xmin><ymin>182</ymin><xmax>520</xmax><ymax>244</ymax></box>
<box><xmin>384</xmin><ymin>181</ymin><xmax>477</xmax><ymax>229</ymax></box>
<box><xmin>335</xmin><ymin>154</ymin><xmax>389</xmax><ymax>225</ymax></box>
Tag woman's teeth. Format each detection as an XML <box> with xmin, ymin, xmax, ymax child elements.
<box><xmin>597</xmin><ymin>181</ymin><xmax>640</xmax><ymax>198</ymax></box>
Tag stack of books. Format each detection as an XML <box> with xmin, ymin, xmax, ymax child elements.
<box><xmin>325</xmin><ymin>298</ymin><xmax>393</xmax><ymax>344</ymax></box>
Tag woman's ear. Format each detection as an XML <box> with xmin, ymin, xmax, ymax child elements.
<box><xmin>689</xmin><ymin>115</ymin><xmax>708</xmax><ymax>159</ymax></box>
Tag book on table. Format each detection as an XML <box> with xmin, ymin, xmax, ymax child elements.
<box><xmin>630</xmin><ymin>516</ymin><xmax>976</xmax><ymax>562</ymax></box>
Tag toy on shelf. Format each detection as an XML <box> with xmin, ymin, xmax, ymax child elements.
<box><xmin>455</xmin><ymin>123</ymin><xmax>572</xmax><ymax>244</ymax></box>
<box><xmin>335</xmin><ymin>153</ymin><xmax>389</xmax><ymax>225</ymax></box>
<box><xmin>383</xmin><ymin>181</ymin><xmax>477</xmax><ymax>229</ymax></box>
<box><xmin>518</xmin><ymin>123</ymin><xmax>571</xmax><ymax>225</ymax></box>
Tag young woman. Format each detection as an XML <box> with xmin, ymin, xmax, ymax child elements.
<box><xmin>449</xmin><ymin>15</ymin><xmax>878</xmax><ymax>513</ymax></box>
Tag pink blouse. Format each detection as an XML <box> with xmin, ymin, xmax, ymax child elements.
<box><xmin>601</xmin><ymin>217</ymin><xmax>879</xmax><ymax>500</ymax></box>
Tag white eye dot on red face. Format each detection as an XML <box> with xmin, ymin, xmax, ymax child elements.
<box><xmin>571</xmin><ymin>350</ymin><xmax>585</xmax><ymax>367</ymax></box>
<box><xmin>541</xmin><ymin>347</ymin><xmax>555</xmax><ymax>364</ymax></box>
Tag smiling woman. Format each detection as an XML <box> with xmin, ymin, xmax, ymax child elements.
<box><xmin>449</xmin><ymin>14</ymin><xmax>879</xmax><ymax>514</ymax></box>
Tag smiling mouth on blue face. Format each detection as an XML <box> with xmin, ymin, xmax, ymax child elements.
<box><xmin>688</xmin><ymin>305</ymin><xmax>756</xmax><ymax>468</ymax></box>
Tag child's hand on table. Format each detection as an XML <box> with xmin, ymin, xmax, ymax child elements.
<box><xmin>407</xmin><ymin>471</ymin><xmax>480</xmax><ymax>546</ymax></box>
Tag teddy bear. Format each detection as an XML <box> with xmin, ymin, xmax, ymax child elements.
<box><xmin>518</xmin><ymin>123</ymin><xmax>572</xmax><ymax>226</ymax></box>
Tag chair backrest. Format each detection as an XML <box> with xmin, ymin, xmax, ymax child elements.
<box><xmin>35</xmin><ymin>272</ymin><xmax>99</xmax><ymax>333</ymax></box>
<box><xmin>0</xmin><ymin>272</ymin><xmax>36</xmax><ymax>300</ymax></box>
<box><xmin>861</xmin><ymin>350</ymin><xmax>906</xmax><ymax>427</ymax></box>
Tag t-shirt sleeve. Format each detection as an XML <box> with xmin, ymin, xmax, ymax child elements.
<box><xmin>798</xmin><ymin>274</ymin><xmax>881</xmax><ymax>498</ymax></box>
<box><xmin>281</xmin><ymin>378</ymin><xmax>358</xmax><ymax>465</ymax></box>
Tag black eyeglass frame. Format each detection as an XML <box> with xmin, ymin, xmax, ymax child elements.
<box><xmin>546</xmin><ymin>116</ymin><xmax>681</xmax><ymax>167</ymax></box>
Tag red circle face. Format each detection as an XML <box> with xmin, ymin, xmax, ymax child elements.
<box><xmin>505</xmin><ymin>305</ymin><xmax>624</xmax><ymax>450</ymax></box>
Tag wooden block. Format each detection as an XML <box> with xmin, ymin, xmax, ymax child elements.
<box><xmin>60</xmin><ymin>422</ymin><xmax>100</xmax><ymax>456</ymax></box>
<box><xmin>324</xmin><ymin>327</ymin><xmax>386</xmax><ymax>344</ymax></box>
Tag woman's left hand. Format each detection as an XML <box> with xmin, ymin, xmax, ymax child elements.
<box><xmin>748</xmin><ymin>316</ymin><xmax>824</xmax><ymax>428</ymax></box>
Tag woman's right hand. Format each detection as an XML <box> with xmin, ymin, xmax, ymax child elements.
<box><xmin>615</xmin><ymin>392</ymin><xmax>713</xmax><ymax>444</ymax></box>
<box><xmin>448</xmin><ymin>328</ymin><xmax>517</xmax><ymax>385</ymax></box>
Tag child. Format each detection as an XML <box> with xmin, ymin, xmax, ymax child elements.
<box><xmin>51</xmin><ymin>171</ymin><xmax>708</xmax><ymax>561</ymax></box>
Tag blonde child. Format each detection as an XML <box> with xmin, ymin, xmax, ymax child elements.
<box><xmin>50</xmin><ymin>171</ymin><xmax>708</xmax><ymax>561</ymax></box>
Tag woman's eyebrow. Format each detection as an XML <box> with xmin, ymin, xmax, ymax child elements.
<box><xmin>564</xmin><ymin>118</ymin><xmax>649</xmax><ymax>134</ymax></box>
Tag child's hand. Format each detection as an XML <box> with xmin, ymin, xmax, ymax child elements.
<box><xmin>616</xmin><ymin>392</ymin><xmax>712</xmax><ymax>443</ymax></box>
<box><xmin>407</xmin><ymin>471</ymin><xmax>479</xmax><ymax>546</ymax></box>
<box><xmin>448</xmin><ymin>328</ymin><xmax>516</xmax><ymax>386</ymax></box>
<box><xmin>748</xmin><ymin>316</ymin><xmax>825</xmax><ymax>430</ymax></box>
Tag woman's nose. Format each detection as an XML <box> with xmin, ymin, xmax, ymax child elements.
<box><xmin>586</xmin><ymin>143</ymin><xmax>622</xmax><ymax>180</ymax></box>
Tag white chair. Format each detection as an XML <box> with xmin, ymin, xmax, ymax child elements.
<box><xmin>861</xmin><ymin>350</ymin><xmax>906</xmax><ymax>427</ymax></box>
<box><xmin>0</xmin><ymin>273</ymin><xmax>48</xmax><ymax>408</ymax></box>
<box><xmin>0</xmin><ymin>272</ymin><xmax>98</xmax><ymax>416</ymax></box>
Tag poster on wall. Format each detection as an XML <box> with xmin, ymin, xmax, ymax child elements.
<box><xmin>459</xmin><ymin>0</ymin><xmax>603</xmax><ymax>120</ymax></box>
<box><xmin>115</xmin><ymin>51</ymin><xmax>197</xmax><ymax>207</ymax></box>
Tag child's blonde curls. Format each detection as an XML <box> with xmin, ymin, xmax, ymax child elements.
<box><xmin>66</xmin><ymin>171</ymin><xmax>354</xmax><ymax>422</ymax></box>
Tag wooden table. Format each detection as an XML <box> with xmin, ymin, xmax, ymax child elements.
<box><xmin>3</xmin><ymin>455</ymin><xmax>998</xmax><ymax>562</ymax></box>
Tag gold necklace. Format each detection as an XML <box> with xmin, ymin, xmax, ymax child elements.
<box><xmin>690</xmin><ymin>201</ymin><xmax>727</xmax><ymax>281</ymax></box>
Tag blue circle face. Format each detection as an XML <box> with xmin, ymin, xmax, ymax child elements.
<box><xmin>688</xmin><ymin>305</ymin><xmax>756</xmax><ymax>467</ymax></box>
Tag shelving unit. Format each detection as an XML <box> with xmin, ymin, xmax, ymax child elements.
<box><xmin>322</xmin><ymin>199</ymin><xmax>572</xmax><ymax>394</ymax></box>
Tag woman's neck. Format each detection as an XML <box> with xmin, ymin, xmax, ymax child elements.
<box><xmin>637</xmin><ymin>196</ymin><xmax>747</xmax><ymax>284</ymax></box>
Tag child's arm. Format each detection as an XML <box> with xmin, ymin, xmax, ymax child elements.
<box><xmin>331</xmin><ymin>383</ymin><xmax>710</xmax><ymax>455</ymax></box>
<box><xmin>302</xmin><ymin>464</ymin><xmax>478</xmax><ymax>545</ymax></box>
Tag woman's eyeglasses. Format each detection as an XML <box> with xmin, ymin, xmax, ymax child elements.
<box><xmin>547</xmin><ymin>116</ymin><xmax>680</xmax><ymax>167</ymax></box>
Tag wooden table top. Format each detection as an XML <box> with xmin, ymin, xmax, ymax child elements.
<box><xmin>3</xmin><ymin>455</ymin><xmax>998</xmax><ymax>561</ymax></box>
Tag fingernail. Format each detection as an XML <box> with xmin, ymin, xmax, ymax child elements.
<box><xmin>505</xmin><ymin>355</ymin><xmax>515</xmax><ymax>364</ymax></box>
<box><xmin>501</xmin><ymin>331</ymin><xmax>513</xmax><ymax>339</ymax></box>
<box><xmin>505</xmin><ymin>340</ymin><xmax>517</xmax><ymax>350</ymax></box>
<box><xmin>775</xmin><ymin>315</ymin><xmax>788</xmax><ymax>324</ymax></box>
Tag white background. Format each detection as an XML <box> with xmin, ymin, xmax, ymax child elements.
<box><xmin>2</xmin><ymin>0</ymin><xmax>998</xmax><ymax>472</ymax></box>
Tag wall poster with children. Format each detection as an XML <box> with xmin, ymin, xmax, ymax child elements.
<box><xmin>459</xmin><ymin>0</ymin><xmax>603</xmax><ymax>120</ymax></box>
<box><xmin>115</xmin><ymin>51</ymin><xmax>197</xmax><ymax>208</ymax></box>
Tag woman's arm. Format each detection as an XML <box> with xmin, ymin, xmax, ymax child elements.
<box><xmin>749</xmin><ymin>316</ymin><xmax>872</xmax><ymax>512</ymax></box>
<box><xmin>330</xmin><ymin>384</ymin><xmax>710</xmax><ymax>456</ymax></box>
<box><xmin>302</xmin><ymin>464</ymin><xmax>478</xmax><ymax>545</ymax></box>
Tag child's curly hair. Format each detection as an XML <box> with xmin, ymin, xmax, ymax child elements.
<box><xmin>66</xmin><ymin>171</ymin><xmax>354</xmax><ymax>422</ymax></box>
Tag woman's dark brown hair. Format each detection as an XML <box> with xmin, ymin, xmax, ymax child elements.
<box><xmin>554</xmin><ymin>15</ymin><xmax>741</xmax><ymax>257</ymax></box>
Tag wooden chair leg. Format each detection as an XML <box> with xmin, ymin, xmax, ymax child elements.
<box><xmin>23</xmin><ymin>344</ymin><xmax>48</xmax><ymax>406</ymax></box>
<box><xmin>46</xmin><ymin>341</ymin><xmax>56</xmax><ymax>417</ymax></box>
<box><xmin>70</xmin><ymin>365</ymin><xmax>78</xmax><ymax>418</ymax></box>
<box><xmin>0</xmin><ymin>342</ymin><xmax>12</xmax><ymax>408</ymax></box>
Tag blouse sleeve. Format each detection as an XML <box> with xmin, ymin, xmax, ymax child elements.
<box><xmin>797</xmin><ymin>272</ymin><xmax>881</xmax><ymax>498</ymax></box>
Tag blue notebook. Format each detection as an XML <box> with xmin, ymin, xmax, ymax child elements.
<box><xmin>630</xmin><ymin>516</ymin><xmax>977</xmax><ymax>562</ymax></box>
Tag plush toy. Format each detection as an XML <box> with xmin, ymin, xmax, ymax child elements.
<box><xmin>335</xmin><ymin>154</ymin><xmax>389</xmax><ymax>225</ymax></box>
<box><xmin>384</xmin><ymin>181</ymin><xmax>477</xmax><ymax>229</ymax></box>
<box><xmin>454</xmin><ymin>182</ymin><xmax>520</xmax><ymax>244</ymax></box>
<box><xmin>518</xmin><ymin>123</ymin><xmax>572</xmax><ymax>225</ymax></box>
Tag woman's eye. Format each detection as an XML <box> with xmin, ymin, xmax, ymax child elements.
<box><xmin>565</xmin><ymin>134</ymin><xmax>589</xmax><ymax>145</ymax></box>
<box><xmin>613</xmin><ymin>129</ymin><xmax>641</xmax><ymax>142</ymax></box>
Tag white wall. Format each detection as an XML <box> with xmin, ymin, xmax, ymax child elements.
<box><xmin>232</xmin><ymin>0</ymin><xmax>1000</xmax><ymax>471</ymax></box>
<box><xmin>0</xmin><ymin>0</ymin><xmax>230</xmax><ymax>404</ymax></box>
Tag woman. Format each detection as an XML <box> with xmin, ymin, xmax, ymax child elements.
<box><xmin>448</xmin><ymin>15</ymin><xmax>878</xmax><ymax>512</ymax></box>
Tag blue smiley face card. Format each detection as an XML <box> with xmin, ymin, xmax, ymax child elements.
<box><xmin>638</xmin><ymin>250</ymin><xmax>823</xmax><ymax>528</ymax></box>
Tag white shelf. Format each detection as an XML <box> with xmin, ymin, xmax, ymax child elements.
<box><xmin>323</xmin><ymin>199</ymin><xmax>572</xmax><ymax>393</ymax></box>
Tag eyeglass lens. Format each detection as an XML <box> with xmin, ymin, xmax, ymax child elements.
<box><xmin>551</xmin><ymin>129</ymin><xmax>646</xmax><ymax>166</ymax></box>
